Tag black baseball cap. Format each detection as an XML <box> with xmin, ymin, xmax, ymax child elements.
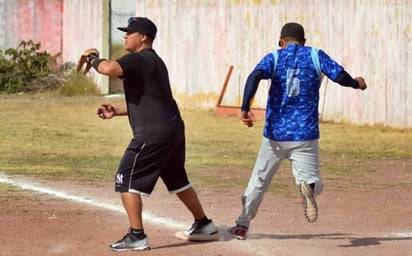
<box><xmin>280</xmin><ymin>22</ymin><xmax>305</xmax><ymax>41</ymax></box>
<box><xmin>118</xmin><ymin>17</ymin><xmax>157</xmax><ymax>40</ymax></box>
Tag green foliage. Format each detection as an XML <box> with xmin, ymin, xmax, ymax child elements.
<box><xmin>58</xmin><ymin>71</ymin><xmax>101</xmax><ymax>96</ymax></box>
<box><xmin>0</xmin><ymin>96</ymin><xmax>411</xmax><ymax>194</ymax></box>
<box><xmin>0</xmin><ymin>40</ymin><xmax>101</xmax><ymax>96</ymax></box>
<box><xmin>0</xmin><ymin>40</ymin><xmax>61</xmax><ymax>93</ymax></box>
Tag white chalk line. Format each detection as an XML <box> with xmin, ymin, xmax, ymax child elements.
<box><xmin>387</xmin><ymin>232</ymin><xmax>412</xmax><ymax>238</ymax></box>
<box><xmin>2</xmin><ymin>175</ymin><xmax>410</xmax><ymax>255</ymax></box>
<box><xmin>0</xmin><ymin>174</ymin><xmax>274</xmax><ymax>256</ymax></box>
<box><xmin>0</xmin><ymin>176</ymin><xmax>186</xmax><ymax>229</ymax></box>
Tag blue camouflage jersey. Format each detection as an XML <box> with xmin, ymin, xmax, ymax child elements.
<box><xmin>254</xmin><ymin>43</ymin><xmax>343</xmax><ymax>141</ymax></box>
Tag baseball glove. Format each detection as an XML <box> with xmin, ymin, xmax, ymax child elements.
<box><xmin>76</xmin><ymin>48</ymin><xmax>99</xmax><ymax>74</ymax></box>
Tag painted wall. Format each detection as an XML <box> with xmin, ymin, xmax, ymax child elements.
<box><xmin>62</xmin><ymin>0</ymin><xmax>109</xmax><ymax>92</ymax></box>
<box><xmin>0</xmin><ymin>0</ymin><xmax>62</xmax><ymax>55</ymax></box>
<box><xmin>1</xmin><ymin>0</ymin><xmax>411</xmax><ymax>127</ymax></box>
<box><xmin>0</xmin><ymin>0</ymin><xmax>109</xmax><ymax>93</ymax></box>
<box><xmin>135</xmin><ymin>0</ymin><xmax>411</xmax><ymax>127</ymax></box>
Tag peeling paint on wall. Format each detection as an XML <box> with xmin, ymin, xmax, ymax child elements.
<box><xmin>0</xmin><ymin>0</ymin><xmax>109</xmax><ymax>93</ymax></box>
<box><xmin>0</xmin><ymin>0</ymin><xmax>62</xmax><ymax>55</ymax></box>
<box><xmin>135</xmin><ymin>0</ymin><xmax>412</xmax><ymax>127</ymax></box>
<box><xmin>0</xmin><ymin>0</ymin><xmax>411</xmax><ymax>127</ymax></box>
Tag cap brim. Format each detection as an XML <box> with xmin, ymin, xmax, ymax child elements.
<box><xmin>117</xmin><ymin>27</ymin><xmax>128</xmax><ymax>32</ymax></box>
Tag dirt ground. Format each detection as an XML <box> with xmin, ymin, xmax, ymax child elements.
<box><xmin>1</xmin><ymin>160</ymin><xmax>411</xmax><ymax>256</ymax></box>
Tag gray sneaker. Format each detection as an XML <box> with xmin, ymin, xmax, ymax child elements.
<box><xmin>299</xmin><ymin>182</ymin><xmax>318</xmax><ymax>223</ymax></box>
<box><xmin>109</xmin><ymin>232</ymin><xmax>150</xmax><ymax>251</ymax></box>
<box><xmin>184</xmin><ymin>219</ymin><xmax>219</xmax><ymax>241</ymax></box>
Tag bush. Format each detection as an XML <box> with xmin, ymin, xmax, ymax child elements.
<box><xmin>58</xmin><ymin>71</ymin><xmax>101</xmax><ymax>96</ymax></box>
<box><xmin>0</xmin><ymin>40</ymin><xmax>62</xmax><ymax>93</ymax></box>
<box><xmin>0</xmin><ymin>40</ymin><xmax>102</xmax><ymax>96</ymax></box>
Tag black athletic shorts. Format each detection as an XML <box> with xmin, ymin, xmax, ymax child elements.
<box><xmin>114</xmin><ymin>135</ymin><xmax>191</xmax><ymax>195</ymax></box>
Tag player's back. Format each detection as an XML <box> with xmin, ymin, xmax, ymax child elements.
<box><xmin>265</xmin><ymin>43</ymin><xmax>321</xmax><ymax>141</ymax></box>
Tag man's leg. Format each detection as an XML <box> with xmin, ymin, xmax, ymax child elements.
<box><xmin>161</xmin><ymin>135</ymin><xmax>217</xmax><ymax>241</ymax></box>
<box><xmin>110</xmin><ymin>142</ymin><xmax>149</xmax><ymax>251</ymax></box>
<box><xmin>288</xmin><ymin>140</ymin><xmax>323</xmax><ymax>223</ymax></box>
<box><xmin>235</xmin><ymin>138</ymin><xmax>284</xmax><ymax>228</ymax></box>
<box><xmin>177</xmin><ymin>187</ymin><xmax>206</xmax><ymax>220</ymax></box>
<box><xmin>110</xmin><ymin>192</ymin><xmax>149</xmax><ymax>251</ymax></box>
<box><xmin>289</xmin><ymin>140</ymin><xmax>323</xmax><ymax>196</ymax></box>
<box><xmin>120</xmin><ymin>192</ymin><xmax>143</xmax><ymax>229</ymax></box>
<box><xmin>176</xmin><ymin>187</ymin><xmax>218</xmax><ymax>241</ymax></box>
<box><xmin>229</xmin><ymin>138</ymin><xmax>284</xmax><ymax>240</ymax></box>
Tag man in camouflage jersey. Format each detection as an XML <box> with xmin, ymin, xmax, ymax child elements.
<box><xmin>229</xmin><ymin>22</ymin><xmax>367</xmax><ymax>240</ymax></box>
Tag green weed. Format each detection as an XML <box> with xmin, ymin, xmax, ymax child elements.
<box><xmin>0</xmin><ymin>96</ymin><xmax>411</xmax><ymax>194</ymax></box>
<box><xmin>57</xmin><ymin>71</ymin><xmax>101</xmax><ymax>96</ymax></box>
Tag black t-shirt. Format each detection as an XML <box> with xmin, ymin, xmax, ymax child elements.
<box><xmin>116</xmin><ymin>48</ymin><xmax>184</xmax><ymax>143</ymax></box>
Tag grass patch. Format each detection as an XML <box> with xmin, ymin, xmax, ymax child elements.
<box><xmin>183</xmin><ymin>109</ymin><xmax>262</xmax><ymax>168</ymax></box>
<box><xmin>0</xmin><ymin>95</ymin><xmax>127</xmax><ymax>181</ymax></box>
<box><xmin>320</xmin><ymin>122</ymin><xmax>412</xmax><ymax>160</ymax></box>
<box><xmin>0</xmin><ymin>95</ymin><xmax>411</xmax><ymax>194</ymax></box>
<box><xmin>57</xmin><ymin>71</ymin><xmax>101</xmax><ymax>96</ymax></box>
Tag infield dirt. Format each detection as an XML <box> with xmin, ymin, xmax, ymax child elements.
<box><xmin>1</xmin><ymin>160</ymin><xmax>411</xmax><ymax>256</ymax></box>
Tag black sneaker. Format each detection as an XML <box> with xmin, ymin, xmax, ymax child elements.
<box><xmin>184</xmin><ymin>219</ymin><xmax>219</xmax><ymax>241</ymax></box>
<box><xmin>109</xmin><ymin>232</ymin><xmax>150</xmax><ymax>251</ymax></box>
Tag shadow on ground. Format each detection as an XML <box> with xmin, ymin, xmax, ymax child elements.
<box><xmin>247</xmin><ymin>233</ymin><xmax>412</xmax><ymax>247</ymax></box>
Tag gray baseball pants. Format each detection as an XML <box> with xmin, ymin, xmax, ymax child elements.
<box><xmin>235</xmin><ymin>137</ymin><xmax>324</xmax><ymax>228</ymax></box>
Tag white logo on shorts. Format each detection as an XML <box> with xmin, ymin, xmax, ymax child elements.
<box><xmin>116</xmin><ymin>173</ymin><xmax>124</xmax><ymax>184</ymax></box>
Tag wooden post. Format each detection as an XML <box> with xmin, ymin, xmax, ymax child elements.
<box><xmin>216</xmin><ymin>65</ymin><xmax>234</xmax><ymax>107</ymax></box>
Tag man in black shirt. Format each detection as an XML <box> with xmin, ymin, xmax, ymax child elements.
<box><xmin>85</xmin><ymin>17</ymin><xmax>218</xmax><ymax>251</ymax></box>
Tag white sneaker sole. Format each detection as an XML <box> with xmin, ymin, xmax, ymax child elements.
<box><xmin>110</xmin><ymin>245</ymin><xmax>150</xmax><ymax>252</ymax></box>
<box><xmin>175</xmin><ymin>230</ymin><xmax>219</xmax><ymax>241</ymax></box>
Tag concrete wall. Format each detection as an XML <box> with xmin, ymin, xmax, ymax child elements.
<box><xmin>62</xmin><ymin>0</ymin><xmax>109</xmax><ymax>93</ymax></box>
<box><xmin>0</xmin><ymin>0</ymin><xmax>109</xmax><ymax>93</ymax></box>
<box><xmin>1</xmin><ymin>0</ymin><xmax>411</xmax><ymax>127</ymax></box>
<box><xmin>0</xmin><ymin>0</ymin><xmax>62</xmax><ymax>55</ymax></box>
<box><xmin>135</xmin><ymin>0</ymin><xmax>412</xmax><ymax>127</ymax></box>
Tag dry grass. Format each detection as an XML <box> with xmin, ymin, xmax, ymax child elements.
<box><xmin>0</xmin><ymin>94</ymin><xmax>411</xmax><ymax>194</ymax></box>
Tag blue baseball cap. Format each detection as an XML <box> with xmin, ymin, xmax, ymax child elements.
<box><xmin>118</xmin><ymin>17</ymin><xmax>157</xmax><ymax>40</ymax></box>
